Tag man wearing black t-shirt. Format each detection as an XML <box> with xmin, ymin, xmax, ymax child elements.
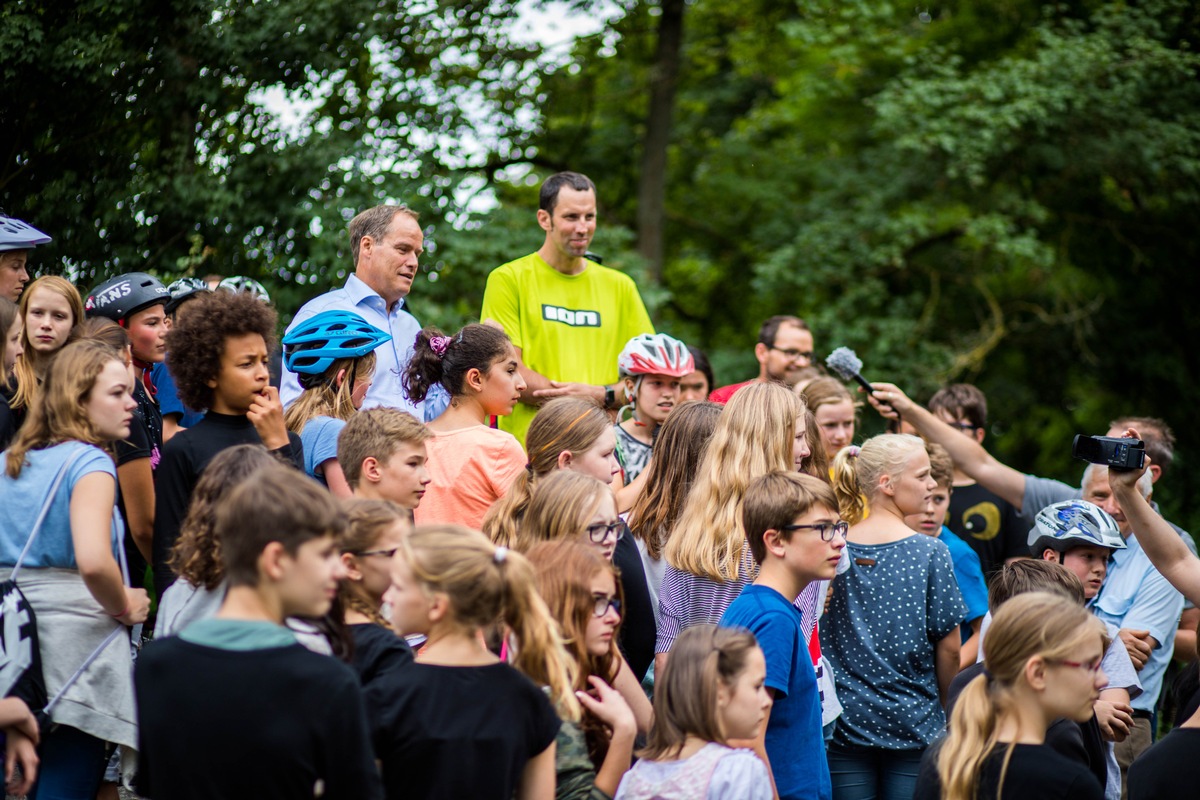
<box><xmin>928</xmin><ymin>384</ymin><xmax>1027</xmax><ymax>576</ymax></box>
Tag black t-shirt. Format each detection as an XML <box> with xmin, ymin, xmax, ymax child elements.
<box><xmin>135</xmin><ymin>637</ymin><xmax>382</xmax><ymax>800</ymax></box>
<box><xmin>946</xmin><ymin>481</ymin><xmax>1028</xmax><ymax>576</ymax></box>
<box><xmin>366</xmin><ymin>661</ymin><xmax>561</xmax><ymax>800</ymax></box>
<box><xmin>946</xmin><ymin>663</ymin><xmax>1107</xmax><ymax>791</ymax></box>
<box><xmin>115</xmin><ymin>381</ymin><xmax>162</xmax><ymax>588</ymax></box>
<box><xmin>915</xmin><ymin>741</ymin><xmax>1103</xmax><ymax>800</ymax></box>
<box><xmin>349</xmin><ymin>623</ymin><xmax>413</xmax><ymax>687</ymax></box>
<box><xmin>1129</xmin><ymin>727</ymin><xmax>1200</xmax><ymax>800</ymax></box>
<box><xmin>0</xmin><ymin>379</ymin><xmax>22</xmax><ymax>451</ymax></box>
<box><xmin>152</xmin><ymin>412</ymin><xmax>304</xmax><ymax>598</ymax></box>
<box><xmin>613</xmin><ymin>532</ymin><xmax>655</xmax><ymax>682</ymax></box>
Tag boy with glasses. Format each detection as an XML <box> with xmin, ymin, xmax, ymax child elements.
<box><xmin>720</xmin><ymin>471</ymin><xmax>846</xmax><ymax>800</ymax></box>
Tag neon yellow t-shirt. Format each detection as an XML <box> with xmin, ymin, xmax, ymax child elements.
<box><xmin>481</xmin><ymin>252</ymin><xmax>654</xmax><ymax>444</ymax></box>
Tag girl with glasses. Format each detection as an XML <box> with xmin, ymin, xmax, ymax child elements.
<box><xmin>519</xmin><ymin>471</ymin><xmax>654</xmax><ymax>737</ymax></box>
<box><xmin>336</xmin><ymin>499</ymin><xmax>414</xmax><ymax>686</ymax></box>
<box><xmin>526</xmin><ymin>540</ymin><xmax>638</xmax><ymax>799</ymax></box>
<box><xmin>915</xmin><ymin>591</ymin><xmax>1107</xmax><ymax>800</ymax></box>
<box><xmin>825</xmin><ymin>433</ymin><xmax>968</xmax><ymax>799</ymax></box>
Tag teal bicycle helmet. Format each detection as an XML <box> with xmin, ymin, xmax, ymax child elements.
<box><xmin>283</xmin><ymin>310</ymin><xmax>392</xmax><ymax>380</ymax></box>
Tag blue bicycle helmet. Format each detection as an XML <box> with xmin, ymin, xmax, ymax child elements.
<box><xmin>283</xmin><ymin>310</ymin><xmax>392</xmax><ymax>377</ymax></box>
<box><xmin>0</xmin><ymin>216</ymin><xmax>52</xmax><ymax>252</ymax></box>
<box><xmin>166</xmin><ymin>277</ymin><xmax>212</xmax><ymax>313</ymax></box>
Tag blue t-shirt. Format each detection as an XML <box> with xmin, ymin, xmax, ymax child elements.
<box><xmin>0</xmin><ymin>441</ymin><xmax>120</xmax><ymax>569</ymax></box>
<box><xmin>820</xmin><ymin>534</ymin><xmax>966</xmax><ymax>750</ymax></box>
<box><xmin>300</xmin><ymin>416</ymin><xmax>347</xmax><ymax>486</ymax></box>
<box><xmin>721</xmin><ymin>584</ymin><xmax>831</xmax><ymax>800</ymax></box>
<box><xmin>938</xmin><ymin>527</ymin><xmax>989</xmax><ymax>636</ymax></box>
<box><xmin>152</xmin><ymin>361</ymin><xmax>205</xmax><ymax>428</ymax></box>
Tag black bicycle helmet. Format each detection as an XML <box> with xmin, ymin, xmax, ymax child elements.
<box><xmin>165</xmin><ymin>277</ymin><xmax>212</xmax><ymax>313</ymax></box>
<box><xmin>85</xmin><ymin>273</ymin><xmax>170</xmax><ymax>322</ymax></box>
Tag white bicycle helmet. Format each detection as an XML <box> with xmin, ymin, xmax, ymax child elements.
<box><xmin>218</xmin><ymin>275</ymin><xmax>271</xmax><ymax>303</ymax></box>
<box><xmin>0</xmin><ymin>215</ymin><xmax>51</xmax><ymax>252</ymax></box>
<box><xmin>1028</xmin><ymin>499</ymin><xmax>1126</xmax><ymax>557</ymax></box>
<box><xmin>617</xmin><ymin>333</ymin><xmax>694</xmax><ymax>378</ymax></box>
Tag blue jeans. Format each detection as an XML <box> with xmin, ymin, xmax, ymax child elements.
<box><xmin>28</xmin><ymin>725</ymin><xmax>108</xmax><ymax>800</ymax></box>
<box><xmin>827</xmin><ymin>746</ymin><xmax>924</xmax><ymax>800</ymax></box>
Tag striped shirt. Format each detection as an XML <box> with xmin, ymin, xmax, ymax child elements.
<box><xmin>656</xmin><ymin>540</ymin><xmax>822</xmax><ymax>654</ymax></box>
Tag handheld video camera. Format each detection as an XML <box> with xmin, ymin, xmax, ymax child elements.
<box><xmin>1072</xmin><ymin>435</ymin><xmax>1145</xmax><ymax>471</ymax></box>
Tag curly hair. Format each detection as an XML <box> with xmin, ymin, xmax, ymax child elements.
<box><xmin>168</xmin><ymin>444</ymin><xmax>281</xmax><ymax>589</ymax></box>
<box><xmin>165</xmin><ymin>290</ymin><xmax>277</xmax><ymax>411</ymax></box>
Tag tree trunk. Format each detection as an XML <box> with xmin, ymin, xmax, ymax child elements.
<box><xmin>636</xmin><ymin>0</ymin><xmax>685</xmax><ymax>283</ymax></box>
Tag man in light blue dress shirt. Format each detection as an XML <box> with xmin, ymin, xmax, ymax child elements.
<box><xmin>281</xmin><ymin>205</ymin><xmax>433</xmax><ymax>420</ymax></box>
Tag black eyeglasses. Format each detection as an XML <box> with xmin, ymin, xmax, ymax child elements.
<box><xmin>781</xmin><ymin>521</ymin><xmax>850</xmax><ymax>542</ymax></box>
<box><xmin>356</xmin><ymin>547</ymin><xmax>400</xmax><ymax>559</ymax></box>
<box><xmin>769</xmin><ymin>347</ymin><xmax>814</xmax><ymax>362</ymax></box>
<box><xmin>592</xmin><ymin>596</ymin><xmax>622</xmax><ymax>618</ymax></box>
<box><xmin>585</xmin><ymin>521</ymin><xmax>625</xmax><ymax>544</ymax></box>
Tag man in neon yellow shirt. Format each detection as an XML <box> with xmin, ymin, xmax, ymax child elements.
<box><xmin>481</xmin><ymin>172</ymin><xmax>654</xmax><ymax>444</ymax></box>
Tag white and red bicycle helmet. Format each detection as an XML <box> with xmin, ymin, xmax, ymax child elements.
<box><xmin>617</xmin><ymin>333</ymin><xmax>694</xmax><ymax>378</ymax></box>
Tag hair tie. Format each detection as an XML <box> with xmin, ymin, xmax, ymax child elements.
<box><xmin>982</xmin><ymin>667</ymin><xmax>993</xmax><ymax>684</ymax></box>
<box><xmin>846</xmin><ymin>445</ymin><xmax>861</xmax><ymax>458</ymax></box>
<box><xmin>524</xmin><ymin>462</ymin><xmax>533</xmax><ymax>475</ymax></box>
<box><xmin>494</xmin><ymin>546</ymin><xmax>509</xmax><ymax>565</ymax></box>
<box><xmin>429</xmin><ymin>335</ymin><xmax>451</xmax><ymax>356</ymax></box>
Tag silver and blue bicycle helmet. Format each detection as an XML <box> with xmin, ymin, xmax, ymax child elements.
<box><xmin>283</xmin><ymin>310</ymin><xmax>392</xmax><ymax>382</ymax></box>
<box><xmin>1027</xmin><ymin>499</ymin><xmax>1126</xmax><ymax>557</ymax></box>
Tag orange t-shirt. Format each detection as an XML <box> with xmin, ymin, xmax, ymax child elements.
<box><xmin>414</xmin><ymin>425</ymin><xmax>527</xmax><ymax>530</ymax></box>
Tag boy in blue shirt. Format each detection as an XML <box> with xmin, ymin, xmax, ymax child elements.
<box><xmin>720</xmin><ymin>471</ymin><xmax>845</xmax><ymax>800</ymax></box>
<box><xmin>905</xmin><ymin>442</ymin><xmax>989</xmax><ymax>668</ymax></box>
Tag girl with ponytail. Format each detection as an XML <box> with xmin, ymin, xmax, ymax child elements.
<box><xmin>402</xmin><ymin>323</ymin><xmax>527</xmax><ymax>528</ymax></box>
<box><xmin>822</xmin><ymin>433</ymin><xmax>967</xmax><ymax>798</ymax></box>
<box><xmin>370</xmin><ymin>524</ymin><xmax>570</xmax><ymax>800</ymax></box>
<box><xmin>915</xmin><ymin>591</ymin><xmax>1107</xmax><ymax>800</ymax></box>
<box><xmin>483</xmin><ymin>397</ymin><xmax>615</xmax><ymax>548</ymax></box>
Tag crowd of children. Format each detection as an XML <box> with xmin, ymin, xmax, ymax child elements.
<box><xmin>2</xmin><ymin>208</ymin><xmax>1199</xmax><ymax>800</ymax></box>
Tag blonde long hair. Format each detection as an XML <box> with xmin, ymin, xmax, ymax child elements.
<box><xmin>938</xmin><ymin>592</ymin><xmax>1107</xmax><ymax>800</ymax></box>
<box><xmin>284</xmin><ymin>352</ymin><xmax>376</xmax><ymax>433</ymax></box>
<box><xmin>397</xmin><ymin>524</ymin><xmax>581</xmax><ymax>719</ymax></box>
<box><xmin>5</xmin><ymin>340</ymin><xmax>122</xmax><ymax>477</ymax></box>
<box><xmin>664</xmin><ymin>382</ymin><xmax>803</xmax><ymax>581</ymax></box>
<box><xmin>516</xmin><ymin>470</ymin><xmax>611</xmax><ymax>553</ymax></box>
<box><xmin>483</xmin><ymin>397</ymin><xmax>609</xmax><ymax>547</ymax></box>
<box><xmin>11</xmin><ymin>276</ymin><xmax>84</xmax><ymax>411</ymax></box>
<box><xmin>831</xmin><ymin>432</ymin><xmax>925</xmax><ymax>525</ymax></box>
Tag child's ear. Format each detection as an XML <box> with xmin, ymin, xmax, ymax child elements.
<box><xmin>341</xmin><ymin>552</ymin><xmax>363</xmax><ymax>582</ymax></box>
<box><xmin>259</xmin><ymin>541</ymin><xmax>289</xmax><ymax>582</ymax></box>
<box><xmin>880</xmin><ymin>474</ymin><xmax>895</xmax><ymax>496</ymax></box>
<box><xmin>362</xmin><ymin>457</ymin><xmax>382</xmax><ymax>483</ymax></box>
<box><xmin>427</xmin><ymin>591</ymin><xmax>451</xmax><ymax>624</ymax></box>
<box><xmin>762</xmin><ymin>528</ymin><xmax>787</xmax><ymax>558</ymax></box>
<box><xmin>556</xmin><ymin>450</ymin><xmax>574</xmax><ymax>471</ymax></box>
<box><xmin>334</xmin><ymin>367</ymin><xmax>348</xmax><ymax>389</ymax></box>
<box><xmin>464</xmin><ymin>367</ymin><xmax>484</xmax><ymax>393</ymax></box>
<box><xmin>1025</xmin><ymin>655</ymin><xmax>1049</xmax><ymax>692</ymax></box>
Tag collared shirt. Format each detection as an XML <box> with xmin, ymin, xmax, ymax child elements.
<box><xmin>1090</xmin><ymin>532</ymin><xmax>1184</xmax><ymax>712</ymax></box>
<box><xmin>280</xmin><ymin>274</ymin><xmax>425</xmax><ymax>419</ymax></box>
